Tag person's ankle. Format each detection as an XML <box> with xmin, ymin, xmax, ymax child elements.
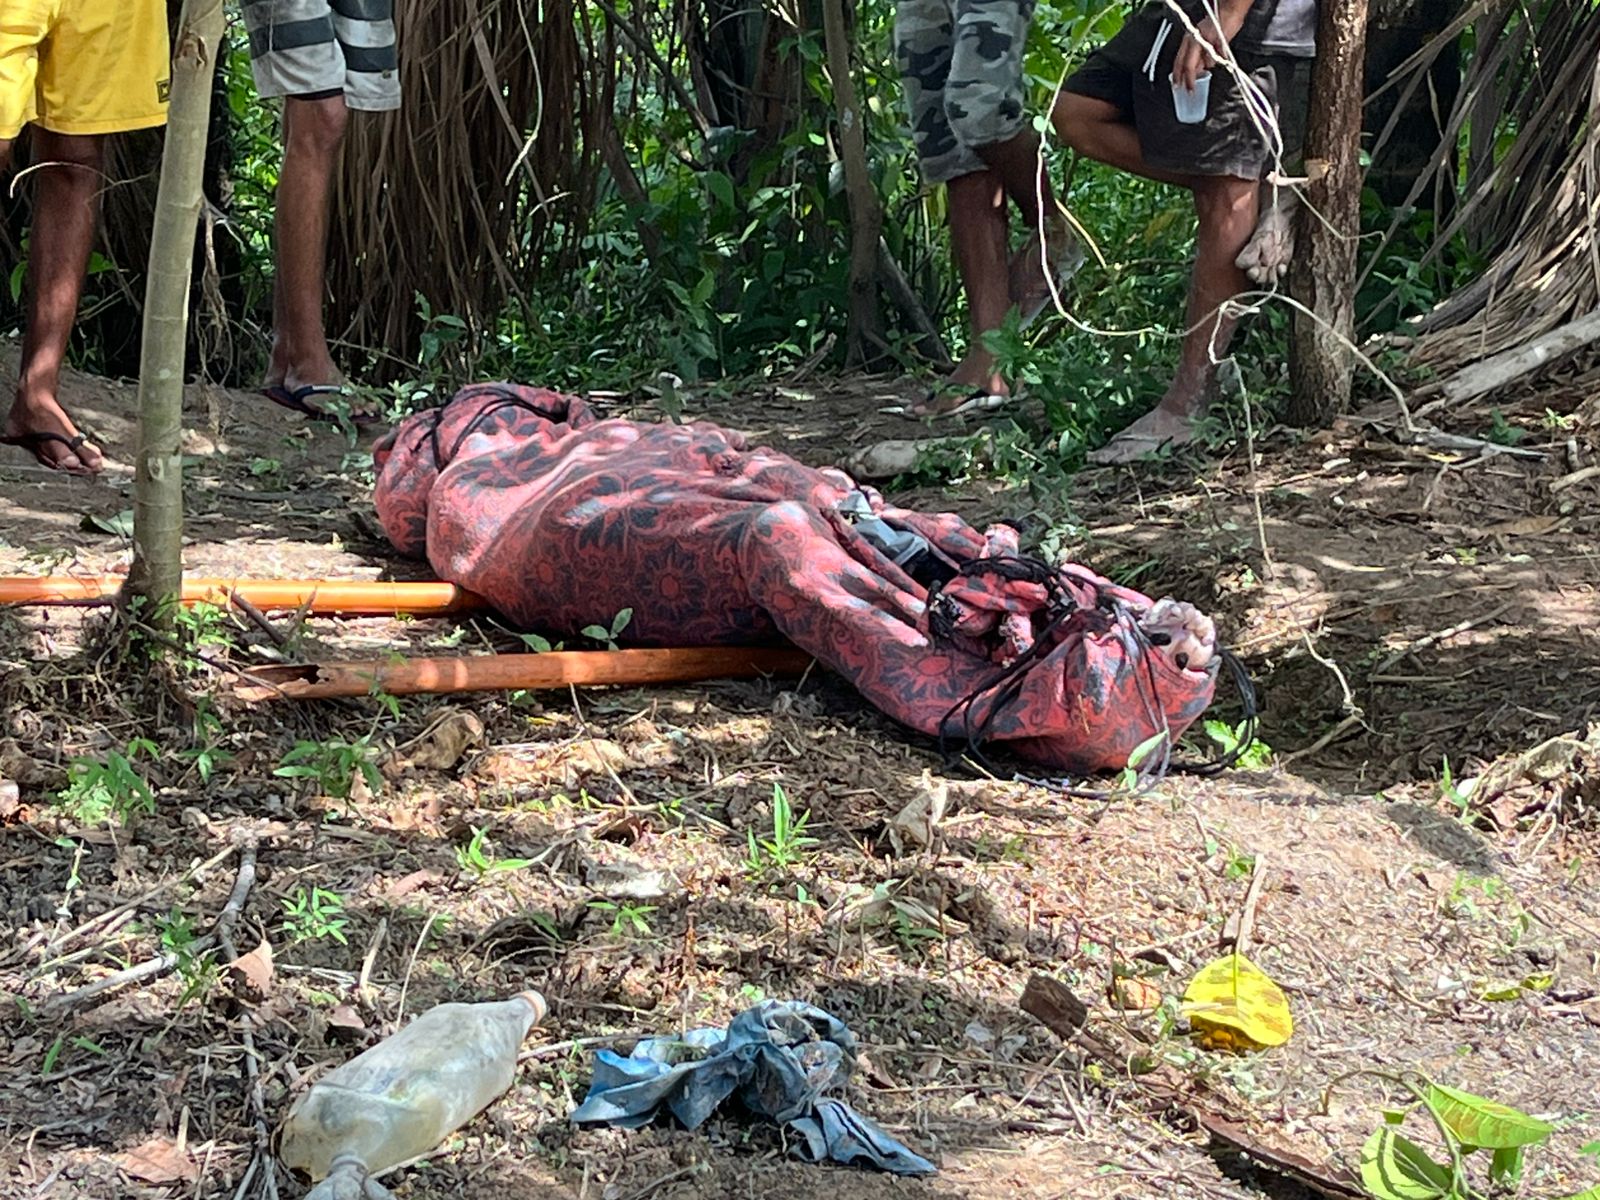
<box><xmin>11</xmin><ymin>380</ymin><xmax>59</xmax><ymax>416</ymax></box>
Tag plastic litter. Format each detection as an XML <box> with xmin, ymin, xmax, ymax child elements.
<box><xmin>1171</xmin><ymin>71</ymin><xmax>1212</xmax><ymax>124</ymax></box>
<box><xmin>571</xmin><ymin>1000</ymin><xmax>935</xmax><ymax>1175</ymax></box>
<box><xmin>279</xmin><ymin>991</ymin><xmax>547</xmax><ymax>1199</ymax></box>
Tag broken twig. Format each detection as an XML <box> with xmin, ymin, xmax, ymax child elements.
<box><xmin>1019</xmin><ymin>974</ymin><xmax>1363</xmax><ymax>1199</ymax></box>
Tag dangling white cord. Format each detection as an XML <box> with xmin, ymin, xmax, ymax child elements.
<box><xmin>1141</xmin><ymin>18</ymin><xmax>1173</xmax><ymax>84</ymax></box>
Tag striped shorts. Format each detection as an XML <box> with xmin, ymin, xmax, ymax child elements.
<box><xmin>242</xmin><ymin>0</ymin><xmax>400</xmax><ymax>112</ymax></box>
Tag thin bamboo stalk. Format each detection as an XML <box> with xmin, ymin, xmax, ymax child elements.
<box><xmin>233</xmin><ymin>646</ymin><xmax>813</xmax><ymax>700</ymax></box>
<box><xmin>126</xmin><ymin>0</ymin><xmax>225</xmax><ymax>621</ymax></box>
<box><xmin>0</xmin><ymin>577</ymin><xmax>482</xmax><ymax>615</ymax></box>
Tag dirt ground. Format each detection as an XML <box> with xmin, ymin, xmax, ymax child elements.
<box><xmin>2</xmin><ymin>343</ymin><xmax>1599</xmax><ymax>1200</ymax></box>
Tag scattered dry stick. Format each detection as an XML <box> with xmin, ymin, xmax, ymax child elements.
<box><xmin>1371</xmin><ymin>600</ymin><xmax>1515</xmax><ymax>675</ymax></box>
<box><xmin>1550</xmin><ymin>464</ymin><xmax>1600</xmax><ymax>493</ymax></box>
<box><xmin>211</xmin><ymin>843</ymin><xmax>279</xmax><ymax>1200</ymax></box>
<box><xmin>42</xmin><ymin>837</ymin><xmax>258</xmax><ymax>1015</ymax></box>
<box><xmin>1222</xmin><ymin>854</ymin><xmax>1269</xmax><ymax>954</ymax></box>
<box><xmin>228</xmin><ymin>591</ymin><xmax>289</xmax><ymax>649</ymax></box>
<box><xmin>1019</xmin><ymin>974</ymin><xmax>1363</xmax><ymax>1199</ymax></box>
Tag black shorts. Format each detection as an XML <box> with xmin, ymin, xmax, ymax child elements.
<box><xmin>1064</xmin><ymin>2</ymin><xmax>1311</xmax><ymax>180</ymax></box>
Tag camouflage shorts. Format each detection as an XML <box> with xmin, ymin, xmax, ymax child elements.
<box><xmin>895</xmin><ymin>0</ymin><xmax>1035</xmax><ymax>185</ymax></box>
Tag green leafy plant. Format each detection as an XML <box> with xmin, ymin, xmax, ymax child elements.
<box><xmin>456</xmin><ymin>825</ymin><xmax>533</xmax><ymax>878</ymax></box>
<box><xmin>282</xmin><ymin>886</ymin><xmax>350</xmax><ymax>945</ymax></box>
<box><xmin>179</xmin><ymin>701</ymin><xmax>235</xmax><ymax>784</ymax></box>
<box><xmin>744</xmin><ymin>784</ymin><xmax>819</xmax><ymax>877</ymax></box>
<box><xmin>55</xmin><ymin>739</ymin><xmax>159</xmax><ymax>824</ymax></box>
<box><xmin>156</xmin><ymin>907</ymin><xmax>218</xmax><ymax>1003</ymax></box>
<box><xmin>517</xmin><ymin>632</ymin><xmax>566</xmax><ymax>653</ymax></box>
<box><xmin>1346</xmin><ymin>1073</ymin><xmax>1592</xmax><ymax>1200</ymax></box>
<box><xmin>1439</xmin><ymin>756</ymin><xmax>1472</xmax><ymax>821</ymax></box>
<box><xmin>1203</xmin><ymin>719</ymin><xmax>1274</xmax><ymax>770</ymax></box>
<box><xmin>581</xmin><ymin>608</ymin><xmax>634</xmax><ymax>650</ymax></box>
<box><xmin>274</xmin><ymin>734</ymin><xmax>382</xmax><ymax>800</ymax></box>
<box><xmin>1118</xmin><ymin>731</ymin><xmax>1171</xmax><ymax>792</ymax></box>
<box><xmin>1486</xmin><ymin>409</ymin><xmax>1526</xmax><ymax>447</ymax></box>
<box><xmin>39</xmin><ymin>1031</ymin><xmax>107</xmax><ymax>1078</ymax></box>
<box><xmin>171</xmin><ymin>600</ymin><xmax>236</xmax><ymax>671</ymax></box>
<box><xmin>588</xmin><ymin>899</ymin><xmax>656</xmax><ymax>938</ymax></box>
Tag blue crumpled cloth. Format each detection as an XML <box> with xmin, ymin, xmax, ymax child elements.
<box><xmin>570</xmin><ymin>1000</ymin><xmax>936</xmax><ymax>1176</ymax></box>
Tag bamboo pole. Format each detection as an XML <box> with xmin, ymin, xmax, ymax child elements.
<box><xmin>233</xmin><ymin>647</ymin><xmax>814</xmax><ymax>701</ymax></box>
<box><xmin>0</xmin><ymin>576</ymin><xmax>482</xmax><ymax>616</ymax></box>
<box><xmin>126</xmin><ymin>0</ymin><xmax>226</xmax><ymax>622</ymax></box>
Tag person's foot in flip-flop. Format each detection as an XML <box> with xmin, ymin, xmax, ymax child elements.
<box><xmin>1087</xmin><ymin>403</ymin><xmax>1199</xmax><ymax>465</ymax></box>
<box><xmin>261</xmin><ymin>380</ymin><xmax>379</xmax><ymax>426</ymax></box>
<box><xmin>912</xmin><ymin>350</ymin><xmax>1011</xmax><ymax>418</ymax></box>
<box><xmin>2</xmin><ymin>389</ymin><xmax>105</xmax><ymax>475</ymax></box>
<box><xmin>262</xmin><ymin>338</ymin><xmax>380</xmax><ymax>426</ymax></box>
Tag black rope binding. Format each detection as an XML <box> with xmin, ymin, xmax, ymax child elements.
<box><xmin>404</xmin><ymin>384</ymin><xmax>566</xmax><ymax>473</ymax></box>
<box><xmin>928</xmin><ymin>554</ymin><xmax>1260</xmax><ymax>796</ymax></box>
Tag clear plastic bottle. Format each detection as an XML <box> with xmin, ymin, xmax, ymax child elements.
<box><xmin>280</xmin><ymin>991</ymin><xmax>547</xmax><ymax>1200</ymax></box>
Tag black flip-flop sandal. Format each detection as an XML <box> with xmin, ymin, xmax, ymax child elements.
<box><xmin>881</xmin><ymin>385</ymin><xmax>1011</xmax><ymax>418</ymax></box>
<box><xmin>261</xmin><ymin>383</ymin><xmax>383</xmax><ymax>428</ymax></box>
<box><xmin>0</xmin><ymin>430</ymin><xmax>99</xmax><ymax>476</ymax></box>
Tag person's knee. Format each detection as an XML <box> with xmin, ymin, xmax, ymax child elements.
<box><xmin>32</xmin><ymin>131</ymin><xmax>105</xmax><ymax>174</ymax></box>
<box><xmin>1193</xmin><ymin>177</ymin><xmax>1259</xmax><ymax>236</ymax></box>
<box><xmin>1048</xmin><ymin>92</ymin><xmax>1119</xmax><ymax>155</ymax></box>
<box><xmin>1049</xmin><ymin>93</ymin><xmax>1091</xmax><ymax>149</ymax></box>
<box><xmin>286</xmin><ymin>96</ymin><xmax>350</xmax><ymax>157</ymax></box>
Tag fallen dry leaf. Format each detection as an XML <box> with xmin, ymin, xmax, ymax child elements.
<box><xmin>1109</xmin><ymin>977</ymin><xmax>1163</xmax><ymax>1012</ymax></box>
<box><xmin>394</xmin><ymin>709</ymin><xmax>485</xmax><ymax>773</ymax></box>
<box><xmin>226</xmin><ymin>938</ymin><xmax>275</xmax><ymax>1004</ymax></box>
<box><xmin>887</xmin><ymin>771</ymin><xmax>948</xmax><ymax>856</ymax></box>
<box><xmin>381</xmin><ymin>868</ymin><xmax>444</xmax><ymax>901</ymax></box>
<box><xmin>348</xmin><ymin>767</ymin><xmax>376</xmax><ymax>805</ymax></box>
<box><xmin>1485</xmin><ymin>515</ymin><xmax>1564</xmax><ymax>537</ymax></box>
<box><xmin>116</xmin><ymin>1135</ymin><xmax>199</xmax><ymax>1184</ymax></box>
<box><xmin>0</xmin><ymin>779</ymin><xmax>18</xmax><ymax>821</ymax></box>
<box><xmin>328</xmin><ymin>1004</ymin><xmax>368</xmax><ymax>1042</ymax></box>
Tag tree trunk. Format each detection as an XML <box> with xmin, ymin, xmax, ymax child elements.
<box><xmin>1287</xmin><ymin>0</ymin><xmax>1370</xmax><ymax>426</ymax></box>
<box><xmin>126</xmin><ymin>0</ymin><xmax>225</xmax><ymax>621</ymax></box>
<box><xmin>819</xmin><ymin>0</ymin><xmax>885</xmax><ymax>366</ymax></box>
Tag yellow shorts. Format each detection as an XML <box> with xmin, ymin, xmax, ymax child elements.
<box><xmin>0</xmin><ymin>0</ymin><xmax>170</xmax><ymax>141</ymax></box>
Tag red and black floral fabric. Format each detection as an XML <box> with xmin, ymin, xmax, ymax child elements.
<box><xmin>373</xmin><ymin>384</ymin><xmax>1216</xmax><ymax>773</ymax></box>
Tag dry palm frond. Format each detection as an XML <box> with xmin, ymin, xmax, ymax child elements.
<box><xmin>1382</xmin><ymin>0</ymin><xmax>1600</xmax><ymax>372</ymax></box>
<box><xmin>327</xmin><ymin>0</ymin><xmax>599</xmax><ymax>379</ymax></box>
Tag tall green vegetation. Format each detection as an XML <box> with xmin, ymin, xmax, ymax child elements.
<box><xmin>0</xmin><ymin>1</ymin><xmax>1570</xmax><ymax>463</ymax></box>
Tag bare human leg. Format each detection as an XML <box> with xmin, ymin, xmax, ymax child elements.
<box><xmin>972</xmin><ymin>128</ymin><xmax>1080</xmax><ymax>320</ymax></box>
<box><xmin>264</xmin><ymin>94</ymin><xmax>350</xmax><ymax>401</ymax></box>
<box><xmin>915</xmin><ymin>169</ymin><xmax>1011</xmax><ymax>414</ymax></box>
<box><xmin>1050</xmin><ymin>92</ymin><xmax>1198</xmax><ymax>187</ymax></box>
<box><xmin>1089</xmin><ymin>174</ymin><xmax>1259</xmax><ymax>463</ymax></box>
<box><xmin>1</xmin><ymin>130</ymin><xmax>107</xmax><ymax>474</ymax></box>
<box><xmin>1052</xmin><ymin>92</ymin><xmax>1265</xmax><ymax>463</ymax></box>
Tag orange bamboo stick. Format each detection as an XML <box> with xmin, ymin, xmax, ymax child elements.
<box><xmin>234</xmin><ymin>647</ymin><xmax>814</xmax><ymax>701</ymax></box>
<box><xmin>0</xmin><ymin>576</ymin><xmax>484</xmax><ymax>616</ymax></box>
